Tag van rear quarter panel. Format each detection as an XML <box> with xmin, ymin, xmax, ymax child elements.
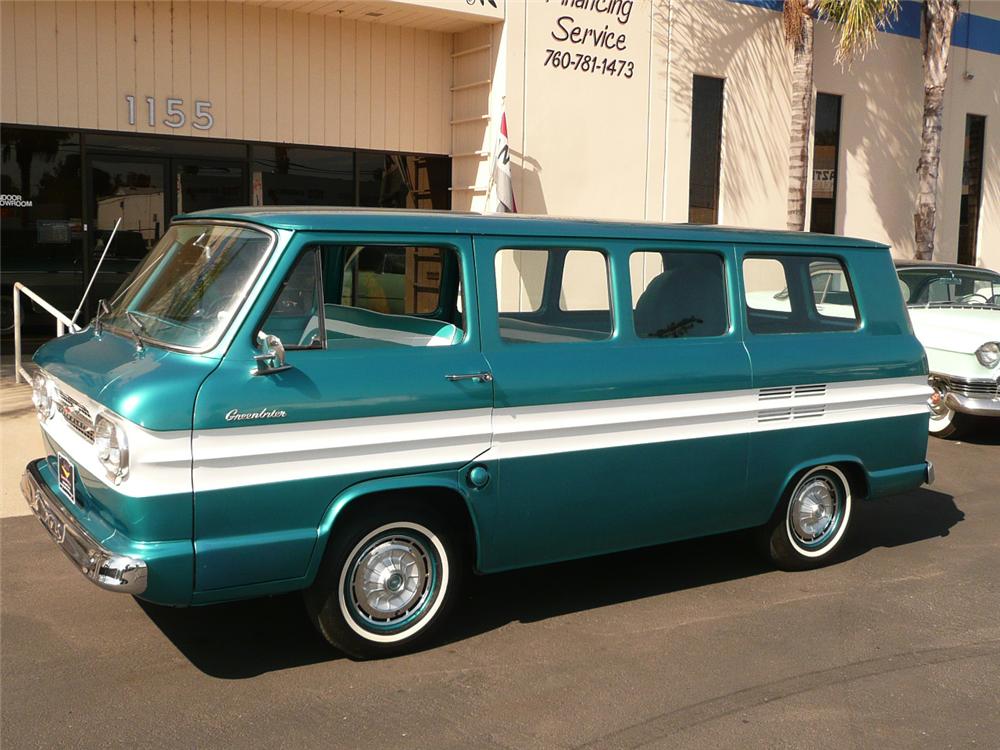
<box><xmin>739</xmin><ymin>246</ymin><xmax>929</xmax><ymax>522</ymax></box>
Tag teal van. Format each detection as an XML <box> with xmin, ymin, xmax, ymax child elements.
<box><xmin>23</xmin><ymin>209</ymin><xmax>934</xmax><ymax>658</ymax></box>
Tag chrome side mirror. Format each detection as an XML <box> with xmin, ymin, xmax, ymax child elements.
<box><xmin>254</xmin><ymin>332</ymin><xmax>292</xmax><ymax>376</ymax></box>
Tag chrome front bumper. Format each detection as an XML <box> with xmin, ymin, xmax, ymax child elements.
<box><xmin>944</xmin><ymin>391</ymin><xmax>1000</xmax><ymax>417</ymax></box>
<box><xmin>934</xmin><ymin>375</ymin><xmax>1000</xmax><ymax>416</ymax></box>
<box><xmin>21</xmin><ymin>461</ymin><xmax>148</xmax><ymax>595</ymax></box>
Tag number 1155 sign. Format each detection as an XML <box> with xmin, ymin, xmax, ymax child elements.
<box><xmin>125</xmin><ymin>95</ymin><xmax>214</xmax><ymax>130</ymax></box>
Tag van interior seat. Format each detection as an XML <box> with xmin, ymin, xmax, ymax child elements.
<box><xmin>301</xmin><ymin>303</ymin><xmax>462</xmax><ymax>347</ymax></box>
<box><xmin>634</xmin><ymin>259</ymin><xmax>727</xmax><ymax>338</ymax></box>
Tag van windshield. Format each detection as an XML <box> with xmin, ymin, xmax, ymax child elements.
<box><xmin>103</xmin><ymin>223</ymin><xmax>273</xmax><ymax>350</ymax></box>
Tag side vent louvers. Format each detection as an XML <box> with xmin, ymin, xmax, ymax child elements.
<box><xmin>759</xmin><ymin>386</ymin><xmax>794</xmax><ymax>401</ymax></box>
<box><xmin>795</xmin><ymin>384</ymin><xmax>827</xmax><ymax>398</ymax></box>
<box><xmin>758</xmin><ymin>408</ymin><xmax>792</xmax><ymax>423</ymax></box>
<box><xmin>757</xmin><ymin>383</ymin><xmax>828</xmax><ymax>423</ymax></box>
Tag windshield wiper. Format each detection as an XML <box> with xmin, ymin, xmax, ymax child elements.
<box><xmin>94</xmin><ymin>299</ymin><xmax>111</xmax><ymax>333</ymax></box>
<box><xmin>125</xmin><ymin>310</ymin><xmax>147</xmax><ymax>352</ymax></box>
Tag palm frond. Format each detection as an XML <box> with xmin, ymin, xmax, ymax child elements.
<box><xmin>818</xmin><ymin>0</ymin><xmax>901</xmax><ymax>65</ymax></box>
<box><xmin>783</xmin><ymin>0</ymin><xmax>810</xmax><ymax>50</ymax></box>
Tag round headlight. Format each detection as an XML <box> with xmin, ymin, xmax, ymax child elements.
<box><xmin>94</xmin><ymin>414</ymin><xmax>129</xmax><ymax>482</ymax></box>
<box><xmin>976</xmin><ymin>342</ymin><xmax>1000</xmax><ymax>368</ymax></box>
<box><xmin>31</xmin><ymin>371</ymin><xmax>54</xmax><ymax>422</ymax></box>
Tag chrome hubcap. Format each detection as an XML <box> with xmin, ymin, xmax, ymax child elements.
<box><xmin>350</xmin><ymin>535</ymin><xmax>431</xmax><ymax>624</ymax></box>
<box><xmin>789</xmin><ymin>477</ymin><xmax>838</xmax><ymax>543</ymax></box>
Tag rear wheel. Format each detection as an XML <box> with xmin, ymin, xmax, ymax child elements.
<box><xmin>759</xmin><ymin>465</ymin><xmax>853</xmax><ymax>571</ymax></box>
<box><xmin>304</xmin><ymin>502</ymin><xmax>462</xmax><ymax>659</ymax></box>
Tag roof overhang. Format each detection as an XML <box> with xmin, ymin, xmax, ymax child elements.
<box><xmin>247</xmin><ymin>0</ymin><xmax>503</xmax><ymax>33</ymax></box>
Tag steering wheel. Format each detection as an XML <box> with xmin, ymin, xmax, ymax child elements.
<box><xmin>957</xmin><ymin>293</ymin><xmax>989</xmax><ymax>305</ymax></box>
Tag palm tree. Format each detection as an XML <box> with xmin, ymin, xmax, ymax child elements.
<box><xmin>783</xmin><ymin>0</ymin><xmax>900</xmax><ymax>231</ymax></box>
<box><xmin>914</xmin><ymin>0</ymin><xmax>960</xmax><ymax>260</ymax></box>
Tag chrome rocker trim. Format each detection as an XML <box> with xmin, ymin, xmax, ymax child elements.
<box><xmin>925</xmin><ymin>461</ymin><xmax>935</xmax><ymax>486</ymax></box>
<box><xmin>21</xmin><ymin>462</ymin><xmax>148</xmax><ymax>595</ymax></box>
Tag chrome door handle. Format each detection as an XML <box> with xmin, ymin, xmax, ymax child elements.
<box><xmin>446</xmin><ymin>372</ymin><xmax>493</xmax><ymax>383</ymax></box>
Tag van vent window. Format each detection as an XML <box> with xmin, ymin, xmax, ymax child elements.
<box><xmin>743</xmin><ymin>255</ymin><xmax>859</xmax><ymax>334</ymax></box>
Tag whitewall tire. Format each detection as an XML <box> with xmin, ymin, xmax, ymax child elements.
<box><xmin>305</xmin><ymin>503</ymin><xmax>462</xmax><ymax>659</ymax></box>
<box><xmin>759</xmin><ymin>465</ymin><xmax>853</xmax><ymax>571</ymax></box>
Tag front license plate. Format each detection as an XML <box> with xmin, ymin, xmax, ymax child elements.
<box><xmin>57</xmin><ymin>453</ymin><xmax>76</xmax><ymax>504</ymax></box>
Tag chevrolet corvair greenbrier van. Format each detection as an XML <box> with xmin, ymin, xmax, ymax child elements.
<box><xmin>23</xmin><ymin>209</ymin><xmax>934</xmax><ymax>658</ymax></box>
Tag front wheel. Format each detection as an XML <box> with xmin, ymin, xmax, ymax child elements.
<box><xmin>758</xmin><ymin>465</ymin><xmax>853</xmax><ymax>571</ymax></box>
<box><xmin>304</xmin><ymin>503</ymin><xmax>462</xmax><ymax>659</ymax></box>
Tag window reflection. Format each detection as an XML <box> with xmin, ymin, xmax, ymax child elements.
<box><xmin>2</xmin><ymin>125</ymin><xmax>453</xmax><ymax>333</ymax></box>
<box><xmin>1</xmin><ymin>128</ymin><xmax>83</xmax><ymax>326</ymax></box>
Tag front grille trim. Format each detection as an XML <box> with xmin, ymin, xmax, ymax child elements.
<box><xmin>941</xmin><ymin>376</ymin><xmax>1000</xmax><ymax>399</ymax></box>
<box><xmin>55</xmin><ymin>389</ymin><xmax>96</xmax><ymax>443</ymax></box>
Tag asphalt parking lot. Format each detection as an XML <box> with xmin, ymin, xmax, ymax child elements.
<box><xmin>2</xmin><ymin>424</ymin><xmax>998</xmax><ymax>749</ymax></box>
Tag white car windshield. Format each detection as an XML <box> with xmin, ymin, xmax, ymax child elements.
<box><xmin>102</xmin><ymin>223</ymin><xmax>273</xmax><ymax>350</ymax></box>
<box><xmin>898</xmin><ymin>267</ymin><xmax>1000</xmax><ymax>309</ymax></box>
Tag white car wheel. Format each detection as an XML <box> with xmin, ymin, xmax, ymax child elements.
<box><xmin>928</xmin><ymin>381</ymin><xmax>964</xmax><ymax>439</ymax></box>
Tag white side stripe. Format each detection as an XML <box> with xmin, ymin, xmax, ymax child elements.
<box><xmin>39</xmin><ymin>375</ymin><xmax>931</xmax><ymax>497</ymax></box>
<box><xmin>484</xmin><ymin>376</ymin><xmax>930</xmax><ymax>461</ymax></box>
<box><xmin>192</xmin><ymin>408</ymin><xmax>493</xmax><ymax>492</ymax></box>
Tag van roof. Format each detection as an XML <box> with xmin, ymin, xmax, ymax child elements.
<box><xmin>175</xmin><ymin>207</ymin><xmax>887</xmax><ymax>249</ymax></box>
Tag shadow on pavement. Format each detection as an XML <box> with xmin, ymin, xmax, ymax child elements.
<box><xmin>943</xmin><ymin>416</ymin><xmax>1000</xmax><ymax>446</ymax></box>
<box><xmin>137</xmin><ymin>594</ymin><xmax>339</xmax><ymax>679</ymax></box>
<box><xmin>138</xmin><ymin>487</ymin><xmax>962</xmax><ymax>679</ymax></box>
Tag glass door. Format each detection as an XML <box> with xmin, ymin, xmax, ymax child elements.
<box><xmin>87</xmin><ymin>157</ymin><xmax>168</xmax><ymax>317</ymax></box>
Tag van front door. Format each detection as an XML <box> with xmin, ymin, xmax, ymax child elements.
<box><xmin>475</xmin><ymin>239</ymin><xmax>752</xmax><ymax>572</ymax></box>
<box><xmin>191</xmin><ymin>233</ymin><xmax>492</xmax><ymax>593</ymax></box>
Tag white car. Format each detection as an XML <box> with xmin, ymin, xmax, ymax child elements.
<box><xmin>895</xmin><ymin>261</ymin><xmax>1000</xmax><ymax>438</ymax></box>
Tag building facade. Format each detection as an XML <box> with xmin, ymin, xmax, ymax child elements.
<box><xmin>2</xmin><ymin>0</ymin><xmax>998</xmax><ymax>326</ymax></box>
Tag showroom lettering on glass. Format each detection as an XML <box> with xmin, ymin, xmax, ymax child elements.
<box><xmin>544</xmin><ymin>0</ymin><xmax>635</xmax><ymax>78</ymax></box>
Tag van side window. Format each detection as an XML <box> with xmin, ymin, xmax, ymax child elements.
<box><xmin>495</xmin><ymin>248</ymin><xmax>612</xmax><ymax>343</ymax></box>
<box><xmin>743</xmin><ymin>255</ymin><xmax>859</xmax><ymax>334</ymax></box>
<box><xmin>630</xmin><ymin>251</ymin><xmax>728</xmax><ymax>338</ymax></box>
<box><xmin>261</xmin><ymin>244</ymin><xmax>465</xmax><ymax>349</ymax></box>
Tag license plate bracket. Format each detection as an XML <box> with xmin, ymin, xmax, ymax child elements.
<box><xmin>57</xmin><ymin>453</ymin><xmax>76</xmax><ymax>505</ymax></box>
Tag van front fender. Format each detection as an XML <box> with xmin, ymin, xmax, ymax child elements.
<box><xmin>305</xmin><ymin>469</ymin><xmax>489</xmax><ymax>585</ymax></box>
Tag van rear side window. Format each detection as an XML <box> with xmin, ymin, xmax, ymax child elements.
<box><xmin>743</xmin><ymin>255</ymin><xmax>859</xmax><ymax>334</ymax></box>
<box><xmin>495</xmin><ymin>248</ymin><xmax>612</xmax><ymax>344</ymax></box>
<box><xmin>631</xmin><ymin>251</ymin><xmax>728</xmax><ymax>338</ymax></box>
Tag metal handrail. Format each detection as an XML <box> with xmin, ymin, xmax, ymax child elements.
<box><xmin>13</xmin><ymin>282</ymin><xmax>82</xmax><ymax>384</ymax></box>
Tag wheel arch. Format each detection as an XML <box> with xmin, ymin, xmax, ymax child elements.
<box><xmin>307</xmin><ymin>474</ymin><xmax>482</xmax><ymax>586</ymax></box>
<box><xmin>772</xmin><ymin>455</ymin><xmax>871</xmax><ymax>517</ymax></box>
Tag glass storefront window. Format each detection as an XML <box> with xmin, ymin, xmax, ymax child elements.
<box><xmin>1</xmin><ymin>128</ymin><xmax>84</xmax><ymax>327</ymax></box>
<box><xmin>252</xmin><ymin>145</ymin><xmax>354</xmax><ymax>206</ymax></box>
<box><xmin>358</xmin><ymin>153</ymin><xmax>451</xmax><ymax>209</ymax></box>
<box><xmin>2</xmin><ymin>125</ymin><xmax>452</xmax><ymax>333</ymax></box>
<box><xmin>85</xmin><ymin>132</ymin><xmax>248</xmax><ymax>161</ymax></box>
